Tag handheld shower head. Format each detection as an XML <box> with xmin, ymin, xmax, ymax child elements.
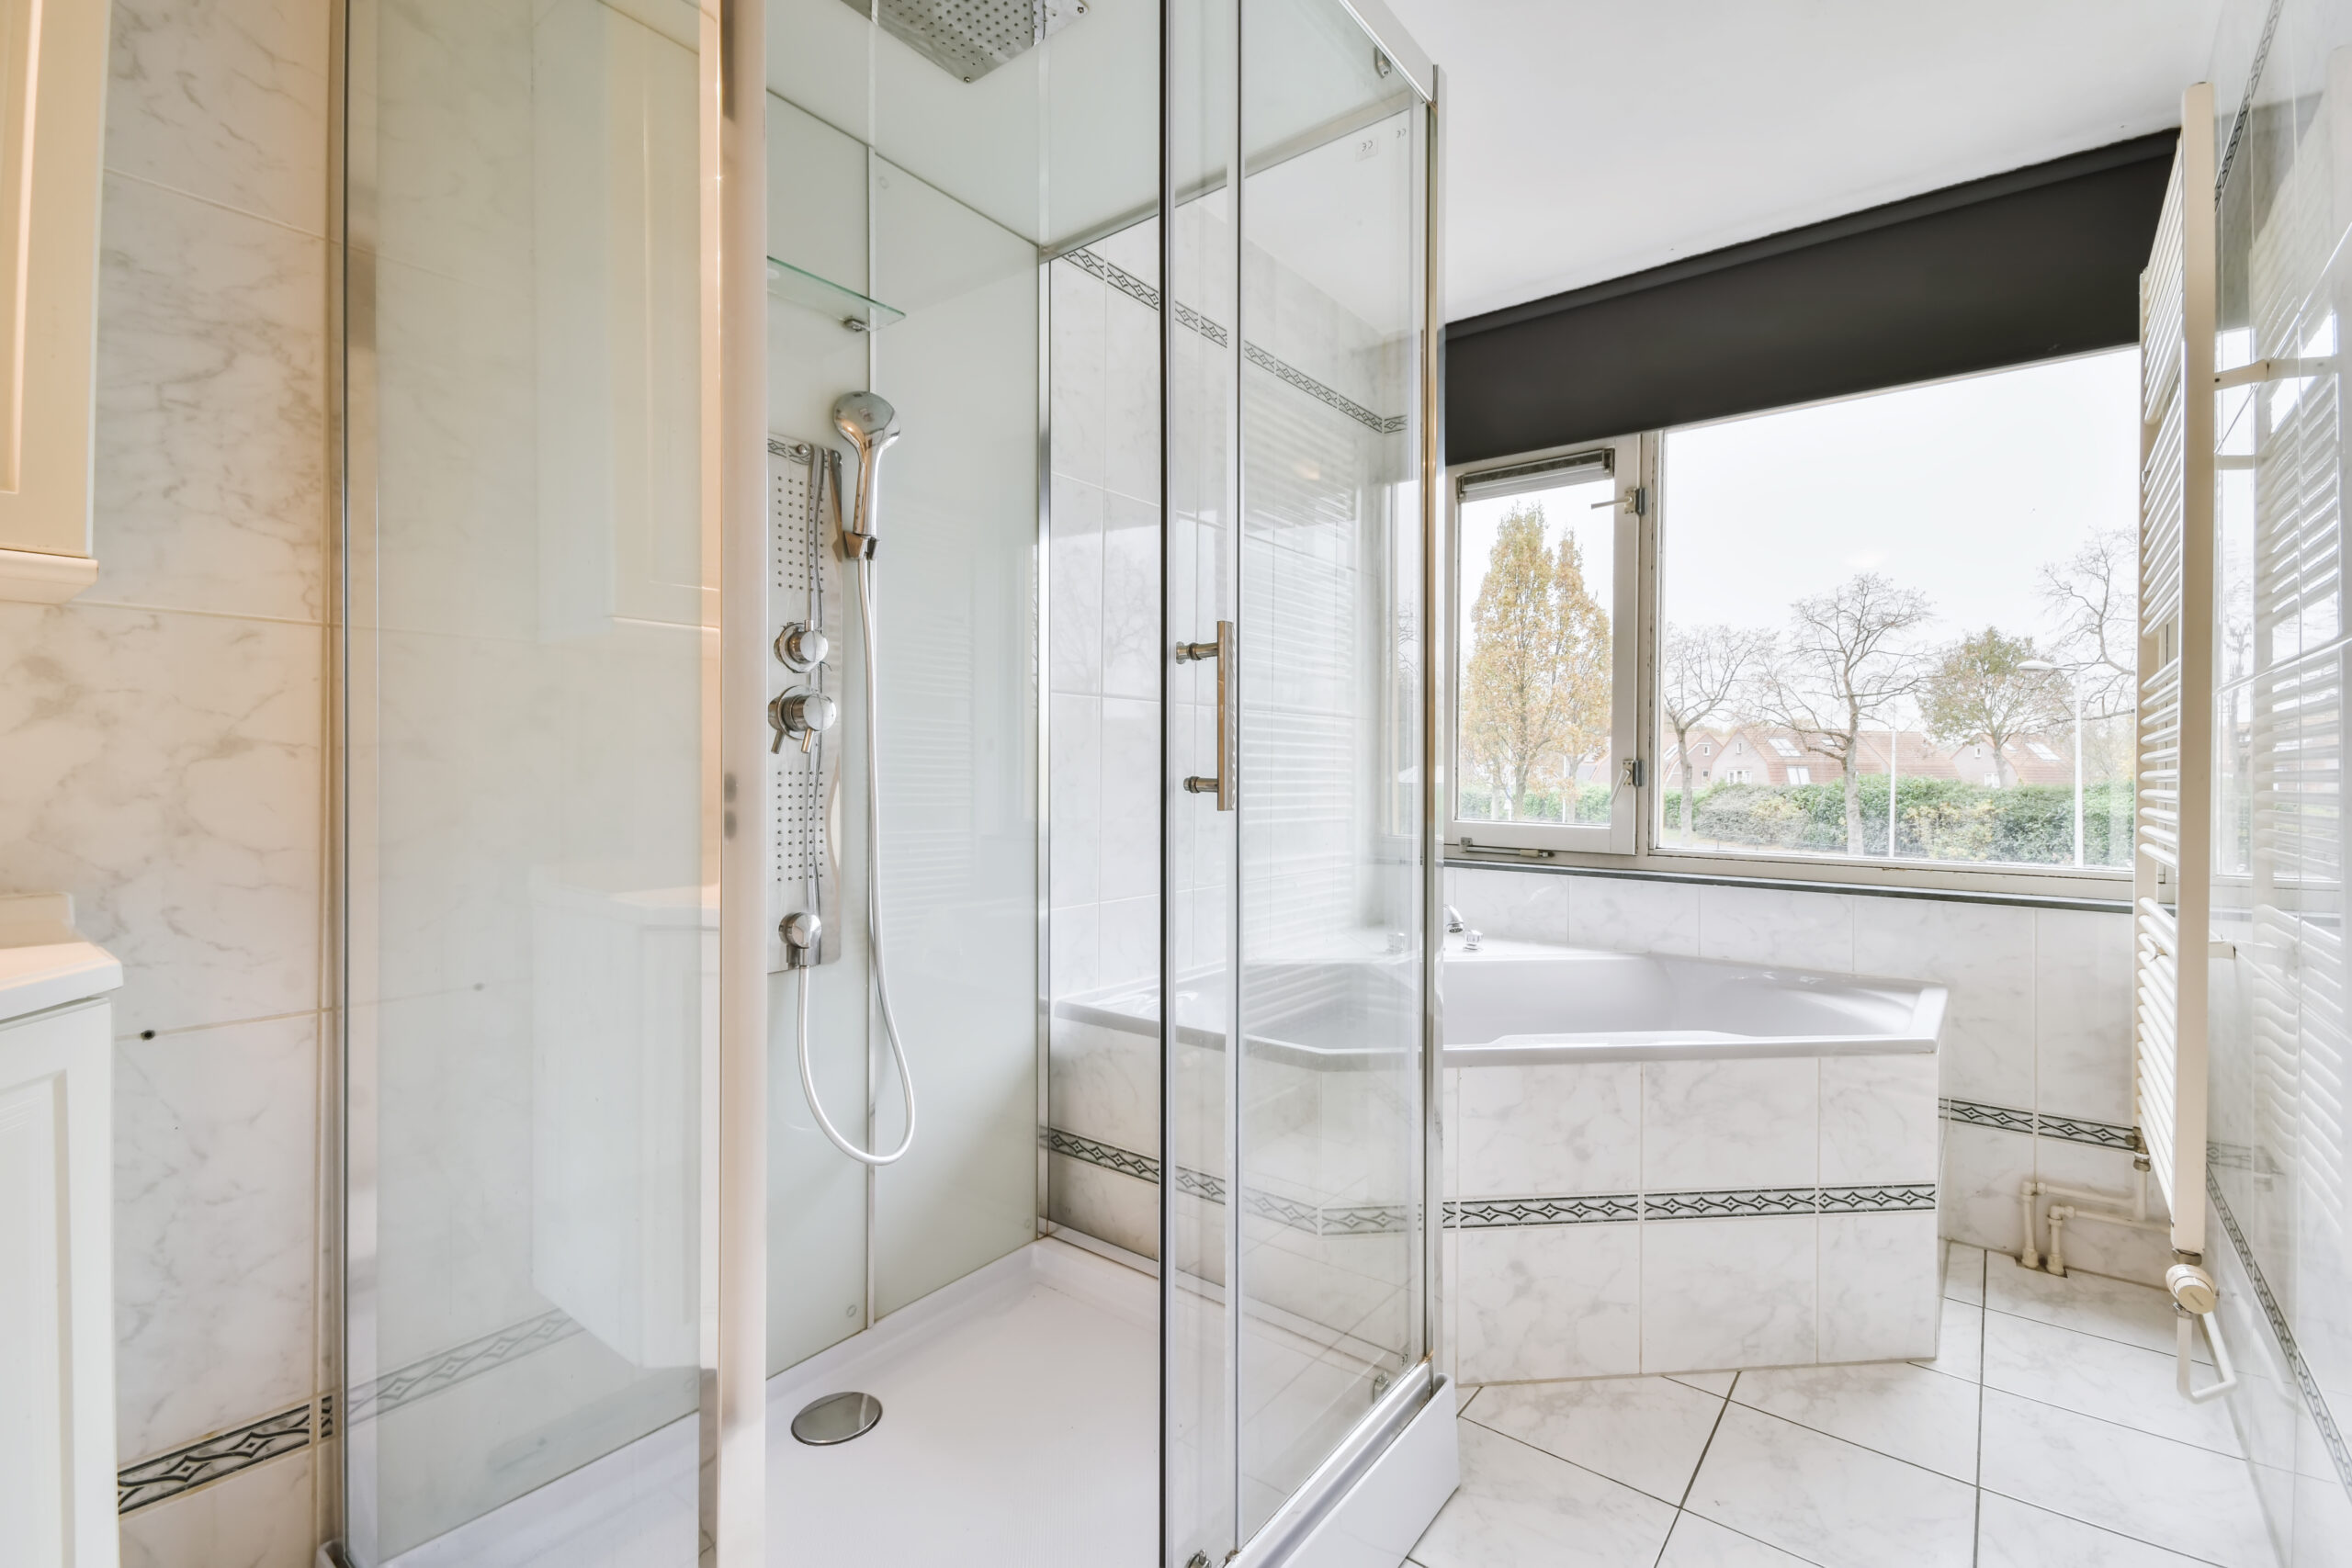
<box><xmin>831</xmin><ymin>391</ymin><xmax>899</xmax><ymax>558</ymax></box>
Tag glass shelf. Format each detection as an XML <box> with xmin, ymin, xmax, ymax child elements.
<box><xmin>766</xmin><ymin>257</ymin><xmax>904</xmax><ymax>333</ymax></box>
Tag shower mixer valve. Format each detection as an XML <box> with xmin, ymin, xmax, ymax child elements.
<box><xmin>770</xmin><ymin>688</ymin><xmax>838</xmax><ymax>754</ymax></box>
<box><xmin>775</xmin><ymin>622</ymin><xmax>829</xmax><ymax>671</ymax></box>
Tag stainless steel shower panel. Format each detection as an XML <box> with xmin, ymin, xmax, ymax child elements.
<box><xmin>831</xmin><ymin>0</ymin><xmax>1087</xmax><ymax>83</ymax></box>
<box><xmin>769</xmin><ymin>438</ymin><xmax>845</xmax><ymax>970</ymax></box>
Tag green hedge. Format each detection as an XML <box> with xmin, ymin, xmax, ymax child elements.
<box><xmin>1658</xmin><ymin>776</ymin><xmax>2135</xmax><ymax>866</ymax></box>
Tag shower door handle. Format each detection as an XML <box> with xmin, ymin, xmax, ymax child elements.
<box><xmin>1177</xmin><ymin>619</ymin><xmax>1237</xmax><ymax>811</ymax></box>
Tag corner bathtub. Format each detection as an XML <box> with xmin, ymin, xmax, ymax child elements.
<box><xmin>1442</xmin><ymin>941</ymin><xmax>1950</xmax><ymax>1382</ymax></box>
<box><xmin>1441</xmin><ymin>943</ymin><xmax>1947</xmax><ymax>1066</ymax></box>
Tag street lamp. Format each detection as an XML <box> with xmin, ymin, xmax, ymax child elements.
<box><xmin>2020</xmin><ymin>660</ymin><xmax>2083</xmax><ymax>867</ymax></box>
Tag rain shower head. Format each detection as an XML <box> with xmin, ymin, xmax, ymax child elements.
<box><xmin>834</xmin><ymin>0</ymin><xmax>1087</xmax><ymax>84</ymax></box>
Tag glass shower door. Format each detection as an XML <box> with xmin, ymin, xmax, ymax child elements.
<box><xmin>1164</xmin><ymin>0</ymin><xmax>1434</xmax><ymax>1557</ymax></box>
<box><xmin>342</xmin><ymin>1</ymin><xmax>713</xmax><ymax>1561</ymax></box>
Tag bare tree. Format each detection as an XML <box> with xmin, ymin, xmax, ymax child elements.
<box><xmin>1920</xmin><ymin>627</ymin><xmax>2071</xmax><ymax>786</ymax></box>
<box><xmin>1752</xmin><ymin>573</ymin><xmax>1934</xmax><ymax>854</ymax></box>
<box><xmin>2036</xmin><ymin>528</ymin><xmax>2136</xmax><ymax>718</ymax></box>
<box><xmin>1661</xmin><ymin>623</ymin><xmax>1770</xmax><ymax>844</ymax></box>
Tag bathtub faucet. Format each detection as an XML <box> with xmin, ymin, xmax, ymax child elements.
<box><xmin>1444</xmin><ymin>906</ymin><xmax>1464</xmax><ymax>932</ymax></box>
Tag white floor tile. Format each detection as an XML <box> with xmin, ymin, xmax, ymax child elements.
<box><xmin>1669</xmin><ymin>1371</ymin><xmax>1739</xmax><ymax>1397</ymax></box>
<box><xmin>1657</xmin><ymin>1511</ymin><xmax>1818</xmax><ymax>1566</ymax></box>
<box><xmin>1984</xmin><ymin>1258</ymin><xmax>2199</xmax><ymax>1360</ymax></box>
<box><xmin>1944</xmin><ymin>1241</ymin><xmax>1988</xmax><ymax>1305</ymax></box>
<box><xmin>1976</xmin><ymin>1492</ymin><xmax>2217</xmax><ymax>1568</ymax></box>
<box><xmin>1978</xmin><ymin>1390</ymin><xmax>2271</xmax><ymax>1568</ymax></box>
<box><xmin>1467</xmin><ymin>1375</ymin><xmax>1726</xmax><ymax>1506</ymax></box>
<box><xmin>1684</xmin><ymin>1404</ymin><xmax>1976</xmax><ymax>1568</ymax></box>
<box><xmin>1410</xmin><ymin>1420</ymin><xmax>1679</xmax><ymax>1568</ymax></box>
<box><xmin>1911</xmin><ymin>1297</ymin><xmax>1983</xmax><ymax>1383</ymax></box>
<box><xmin>1731</xmin><ymin>1360</ymin><xmax>1981</xmax><ymax>1482</ymax></box>
<box><xmin>1983</xmin><ymin>1312</ymin><xmax>2242</xmax><ymax>1458</ymax></box>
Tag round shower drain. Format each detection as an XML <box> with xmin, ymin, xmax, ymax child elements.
<box><xmin>791</xmin><ymin>1391</ymin><xmax>882</xmax><ymax>1445</ymax></box>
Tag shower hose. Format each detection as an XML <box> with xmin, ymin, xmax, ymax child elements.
<box><xmin>795</xmin><ymin>550</ymin><xmax>918</xmax><ymax>1167</ymax></box>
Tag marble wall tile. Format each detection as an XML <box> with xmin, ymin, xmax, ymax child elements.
<box><xmin>1453</xmin><ymin>1063</ymin><xmax>1640</xmax><ymax>1198</ymax></box>
<box><xmin>115</xmin><ymin>1014</ymin><xmax>320</xmax><ymax>1461</ymax></box>
<box><xmin>2034</xmin><ymin>908</ymin><xmax>2135</xmax><ymax>1125</ymax></box>
<box><xmin>1642</xmin><ymin>1058</ymin><xmax>1818</xmax><ymax>1193</ymax></box>
<box><xmin>1048</xmin><ymin>1154</ymin><xmax>1159</xmax><ymax>1259</ymax></box>
<box><xmin>1048</xmin><ymin>694</ymin><xmax>1102</xmax><ymax>911</ymax></box>
<box><xmin>373</xmin><ymin>982</ymin><xmax>544</xmax><ymax>1369</ymax></box>
<box><xmin>1100</xmin><ymin>895</ymin><xmax>1158</xmax><ymax>988</ymax></box>
<box><xmin>105</xmin><ymin>0</ymin><xmax>333</xmax><ymax>237</ymax></box>
<box><xmin>1940</xmin><ymin>1122</ymin><xmax>2032</xmax><ymax>1256</ymax></box>
<box><xmin>1101</xmin><ymin>494</ymin><xmax>1161</xmax><ymax>701</ymax></box>
<box><xmin>119</xmin><ymin>1447</ymin><xmax>317</xmax><ymax>1568</ymax></box>
<box><xmin>370</xmin><ymin>255</ymin><xmax>538</xmax><ymax>642</ymax></box>
<box><xmin>1049</xmin><ymin>260</ymin><xmax>1106</xmax><ymax>487</ymax></box>
<box><xmin>1818</xmin><ymin>1212</ymin><xmax>1940</xmax><ymax>1361</ymax></box>
<box><xmin>0</xmin><ymin>601</ymin><xmax>323</xmax><ymax>1036</ymax></box>
<box><xmin>1453</xmin><ymin>1224</ymin><xmax>1641</xmax><ymax>1382</ymax></box>
<box><xmin>1048</xmin><ymin>476</ymin><xmax>1104</xmax><ymax>696</ymax></box>
<box><xmin>1049</xmin><ymin>901</ymin><xmax>1102</xmax><ymax>998</ymax></box>
<box><xmin>1567</xmin><ymin>874</ymin><xmax>1702</xmax><ymax>956</ymax></box>
<box><xmin>1854</xmin><ymin>897</ymin><xmax>2036</xmax><ymax>1111</ymax></box>
<box><xmin>1642</xmin><ymin>1215</ymin><xmax>1816</xmax><ymax>1372</ymax></box>
<box><xmin>1447</xmin><ymin>865</ymin><xmax>1568</xmax><ymax>945</ymax></box>
<box><xmin>1098</xmin><ymin>698</ymin><xmax>1159</xmax><ymax>903</ymax></box>
<box><xmin>1102</xmin><ymin>284</ymin><xmax>1159</xmax><ymax>505</ymax></box>
<box><xmin>1819</xmin><ymin>1053</ymin><xmax>1939</xmax><ymax>1185</ymax></box>
<box><xmin>90</xmin><ymin>173</ymin><xmax>328</xmax><ymax>624</ymax></box>
<box><xmin>1696</xmin><ymin>883</ymin><xmax>1854</xmax><ymax>971</ymax></box>
<box><xmin>2031</xmin><ymin>1139</ymin><xmax>2170</xmax><ymax>1287</ymax></box>
<box><xmin>369</xmin><ymin>0</ymin><xmax>536</xmax><ymax>293</ymax></box>
<box><xmin>1049</xmin><ymin>1018</ymin><xmax>1158</xmax><ymax>1153</ymax></box>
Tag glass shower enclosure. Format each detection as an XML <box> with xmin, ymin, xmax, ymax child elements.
<box><xmin>334</xmin><ymin>0</ymin><xmax>1443</xmax><ymax>1561</ymax></box>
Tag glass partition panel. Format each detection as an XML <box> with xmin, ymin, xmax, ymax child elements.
<box><xmin>345</xmin><ymin>0</ymin><xmax>709</xmax><ymax>1560</ymax></box>
<box><xmin>1233</xmin><ymin>0</ymin><xmax>1426</xmax><ymax>1540</ymax></box>
<box><xmin>1163</xmin><ymin>0</ymin><xmax>1238</xmax><ymax>1557</ymax></box>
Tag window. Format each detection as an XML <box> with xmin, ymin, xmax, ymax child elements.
<box><xmin>1450</xmin><ymin>349</ymin><xmax>2140</xmax><ymax>886</ymax></box>
<box><xmin>1448</xmin><ymin>436</ymin><xmax>1641</xmax><ymax>852</ymax></box>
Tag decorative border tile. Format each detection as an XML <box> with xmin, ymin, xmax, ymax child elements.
<box><xmin>1940</xmin><ymin>1097</ymin><xmax>2140</xmax><ymax>1151</ymax></box>
<box><xmin>1941</xmin><ymin>1097</ymin><xmax>2035</xmax><ymax>1134</ymax></box>
<box><xmin>1820</xmin><ymin>1183</ymin><xmax>1939</xmax><ymax>1214</ymax></box>
<box><xmin>1046</xmin><ymin>1126</ymin><xmax>1159</xmax><ymax>1185</ymax></box>
<box><xmin>345</xmin><ymin>1306</ymin><xmax>584</xmax><ymax>1426</ymax></box>
<box><xmin>1645</xmin><ymin>1187</ymin><xmax>1819</xmax><ymax>1220</ymax></box>
<box><xmin>2208</xmin><ymin>1169</ymin><xmax>2352</xmax><ymax>1497</ymax></box>
<box><xmin>1445</xmin><ymin>1192</ymin><xmax>1639</xmax><ymax>1228</ymax></box>
<box><xmin>1046</xmin><ymin>1125</ymin><xmax>1403</xmax><ymax>1235</ymax></box>
<box><xmin>119</xmin><ymin>1401</ymin><xmax>318</xmax><ymax>1514</ymax></box>
<box><xmin>1061</xmin><ymin>249</ymin><xmax>1404</xmax><ymax>434</ymax></box>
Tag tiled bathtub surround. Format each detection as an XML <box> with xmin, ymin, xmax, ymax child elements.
<box><xmin>1442</xmin><ymin>865</ymin><xmax>2165</xmax><ymax>1284</ymax></box>
<box><xmin>1445</xmin><ymin>1053</ymin><xmax>1942</xmax><ymax>1381</ymax></box>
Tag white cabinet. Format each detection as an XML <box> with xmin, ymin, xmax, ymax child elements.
<box><xmin>0</xmin><ymin>0</ymin><xmax>113</xmax><ymax>604</ymax></box>
<box><xmin>0</xmin><ymin>897</ymin><xmax>121</xmax><ymax>1568</ymax></box>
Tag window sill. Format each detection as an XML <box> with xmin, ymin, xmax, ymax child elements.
<box><xmin>1443</xmin><ymin>845</ymin><xmax>2132</xmax><ymax>914</ymax></box>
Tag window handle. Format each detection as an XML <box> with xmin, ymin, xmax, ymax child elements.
<box><xmin>1176</xmin><ymin>620</ymin><xmax>1237</xmax><ymax>811</ymax></box>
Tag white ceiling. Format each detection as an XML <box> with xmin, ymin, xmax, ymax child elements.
<box><xmin>1380</xmin><ymin>0</ymin><xmax>2227</xmax><ymax>321</ymax></box>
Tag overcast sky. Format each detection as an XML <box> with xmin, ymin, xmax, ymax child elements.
<box><xmin>1660</xmin><ymin>347</ymin><xmax>2141</xmax><ymax>640</ymax></box>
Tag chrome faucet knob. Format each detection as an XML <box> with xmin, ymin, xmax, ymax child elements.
<box><xmin>775</xmin><ymin>623</ymin><xmax>830</xmax><ymax>671</ymax></box>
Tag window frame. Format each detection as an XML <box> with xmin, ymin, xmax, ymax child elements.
<box><xmin>1443</xmin><ymin>434</ymin><xmax>1645</xmax><ymax>857</ymax></box>
<box><xmin>1441</xmin><ymin>368</ymin><xmax>2138</xmax><ymax>902</ymax></box>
